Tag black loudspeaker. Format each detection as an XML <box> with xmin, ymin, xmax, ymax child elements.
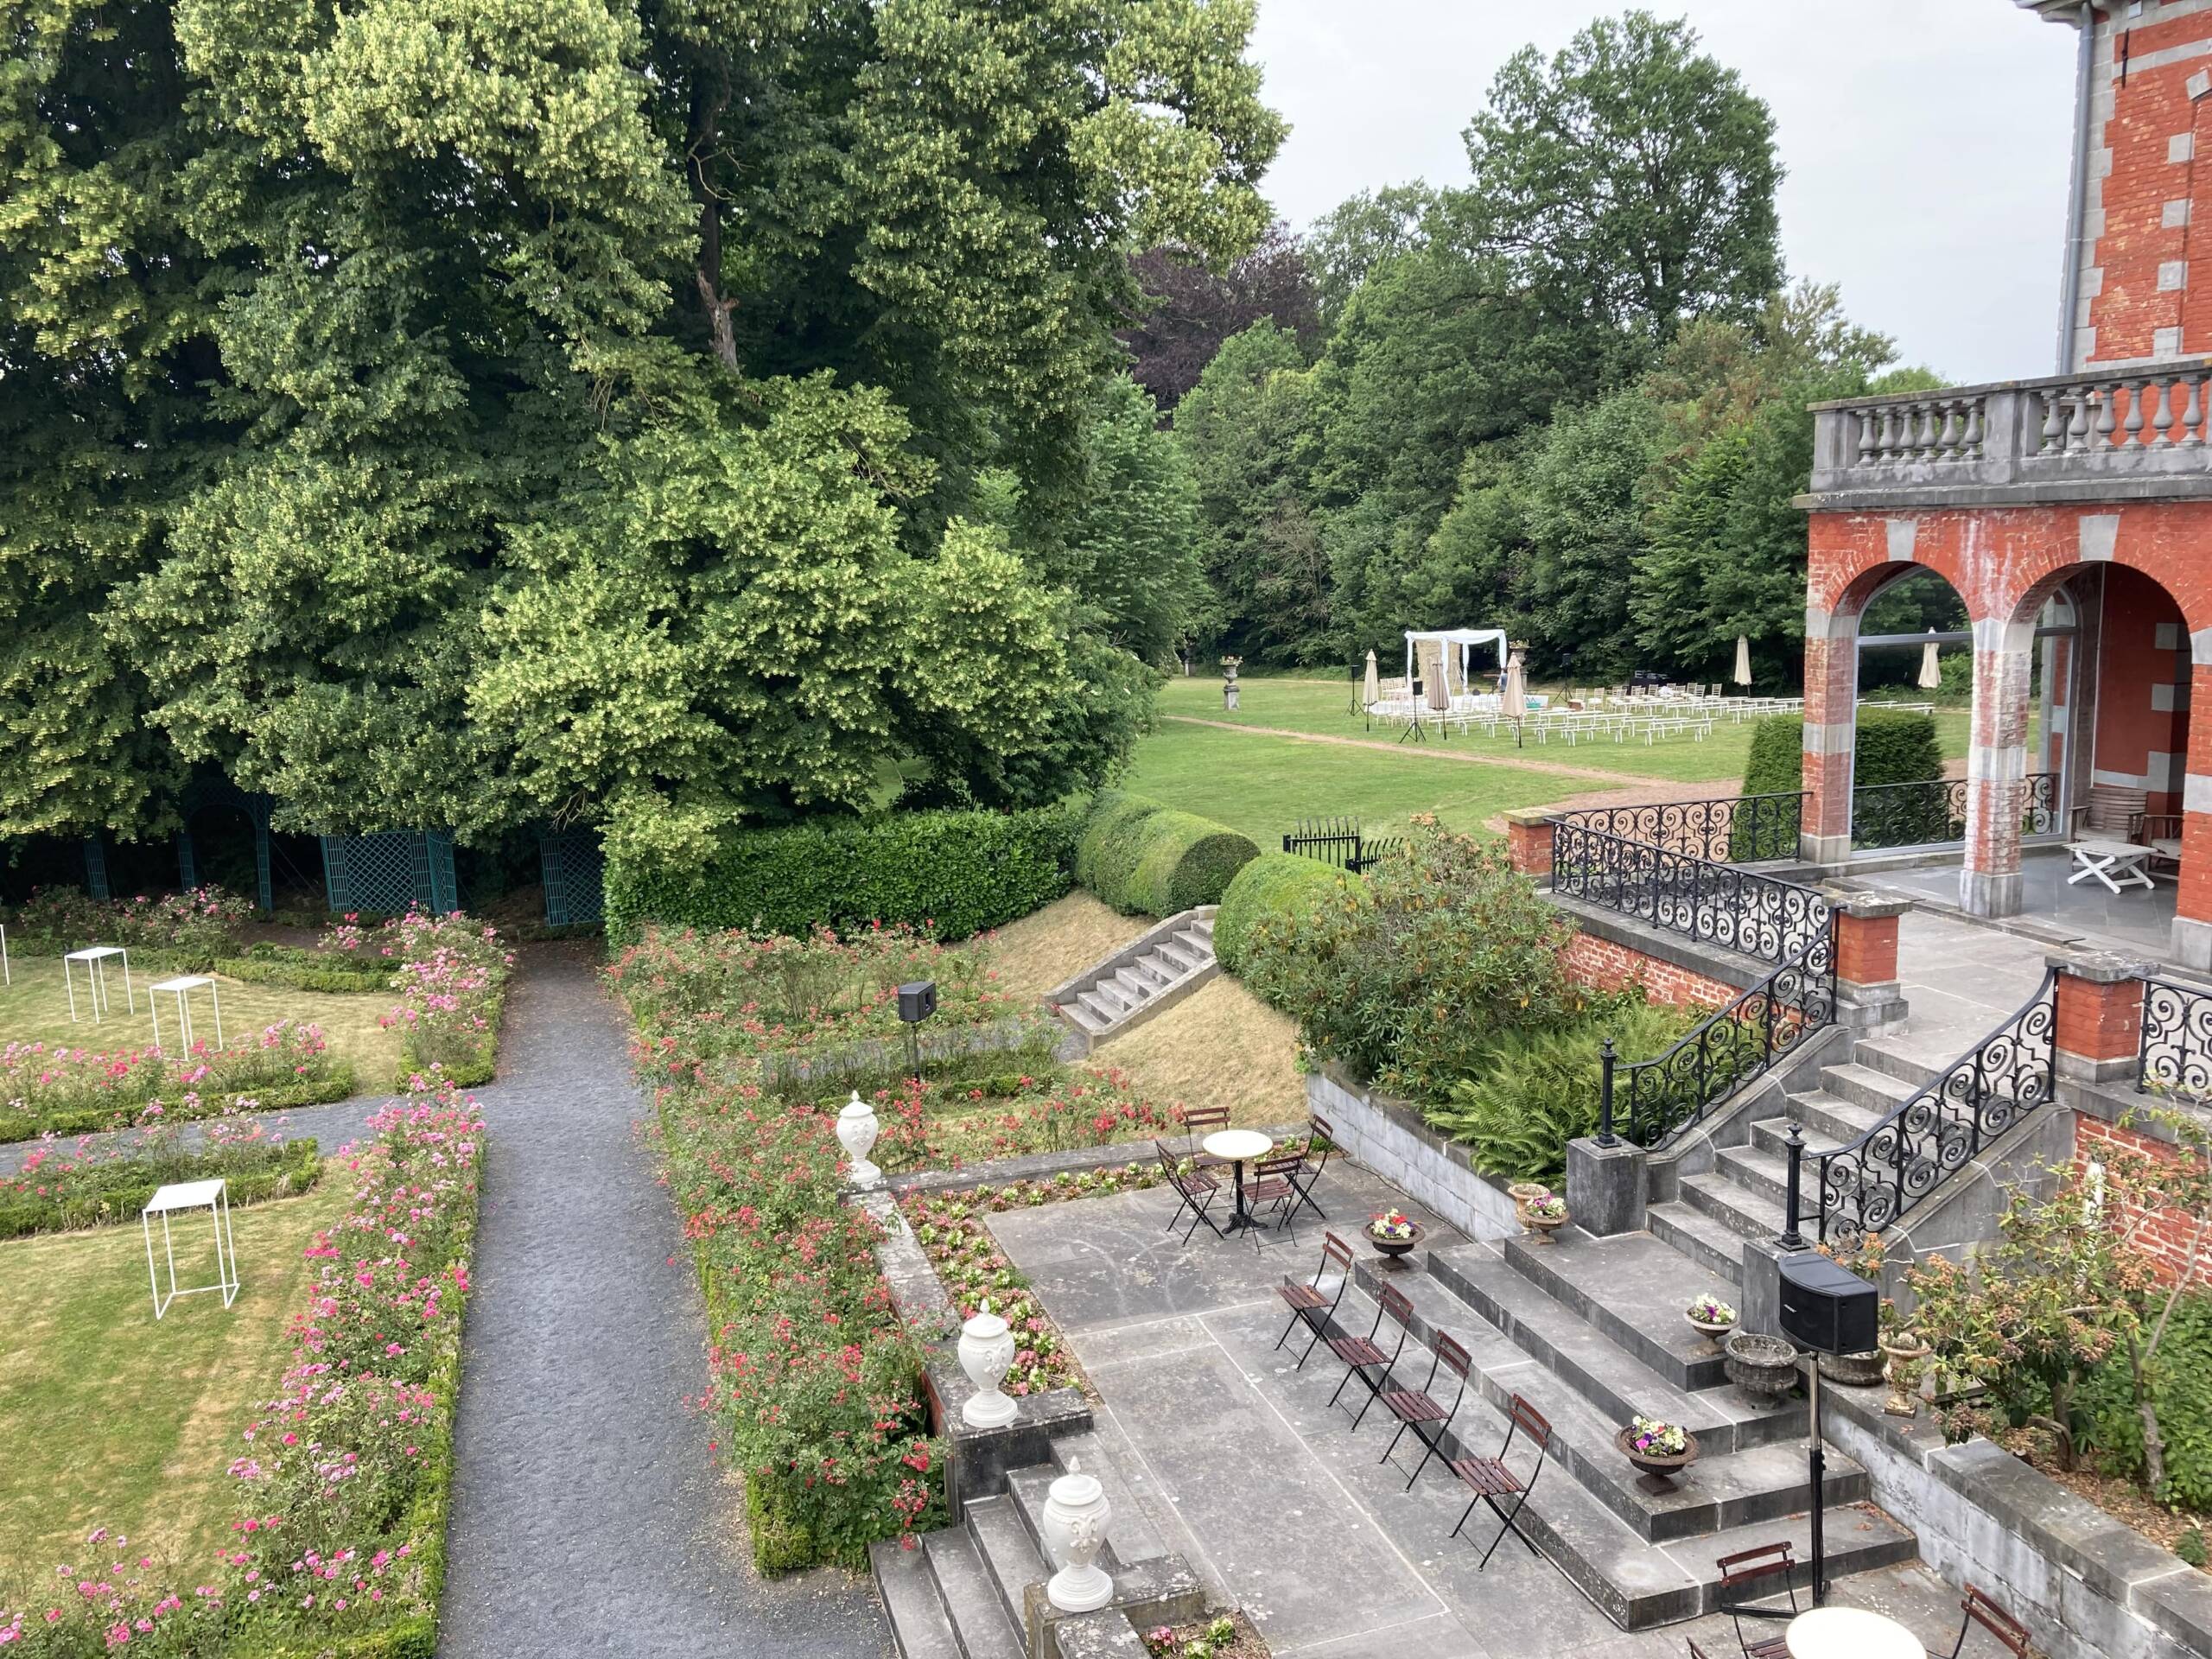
<box><xmin>1777</xmin><ymin>1252</ymin><xmax>1879</xmax><ymax>1356</ymax></box>
<box><xmin>897</xmin><ymin>981</ymin><xmax>938</xmax><ymax>1024</ymax></box>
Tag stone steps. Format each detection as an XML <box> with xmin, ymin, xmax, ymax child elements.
<box><xmin>1046</xmin><ymin>910</ymin><xmax>1219</xmax><ymax>1053</ymax></box>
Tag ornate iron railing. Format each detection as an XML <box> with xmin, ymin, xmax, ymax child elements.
<box><xmin>1813</xmin><ymin>970</ymin><xmax>2057</xmax><ymax>1246</ymax></box>
<box><xmin>1549</xmin><ymin>822</ymin><xmax>1832</xmax><ymax>968</ymax></box>
<box><xmin>1282</xmin><ymin>817</ymin><xmax>1403</xmax><ymax>874</ymax></box>
<box><xmin>2139</xmin><ymin>977</ymin><xmax>2212</xmax><ymax>1100</ymax></box>
<box><xmin>1605</xmin><ymin>927</ymin><xmax>1838</xmax><ymax>1150</ymax></box>
<box><xmin>1556</xmin><ymin>791</ymin><xmax>1806</xmax><ymax>864</ymax></box>
<box><xmin>1850</xmin><ymin>772</ymin><xmax>2060</xmax><ymax>852</ymax></box>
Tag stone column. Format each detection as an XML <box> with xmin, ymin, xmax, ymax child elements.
<box><xmin>2174</xmin><ymin>655</ymin><xmax>2212</xmax><ymax>969</ymax></box>
<box><xmin>1826</xmin><ymin>888</ymin><xmax>1910</xmax><ymax>1033</ymax></box>
<box><xmin>1961</xmin><ymin>617</ymin><xmax>2036</xmax><ymax>918</ymax></box>
<box><xmin>2050</xmin><ymin>950</ymin><xmax>2151</xmax><ymax>1084</ymax></box>
<box><xmin>1503</xmin><ymin>810</ymin><xmax>1554</xmax><ymax>881</ymax></box>
<box><xmin>1799</xmin><ymin>600</ymin><xmax>1859</xmax><ymax>866</ymax></box>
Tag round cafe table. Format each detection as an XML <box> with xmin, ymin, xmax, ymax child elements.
<box><xmin>1784</xmin><ymin>1606</ymin><xmax>1923</xmax><ymax>1659</ymax></box>
<box><xmin>1201</xmin><ymin>1128</ymin><xmax>1274</xmax><ymax>1233</ymax></box>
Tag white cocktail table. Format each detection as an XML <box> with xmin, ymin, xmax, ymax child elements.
<box><xmin>2067</xmin><ymin>838</ymin><xmax>2155</xmax><ymax>894</ymax></box>
<box><xmin>1202</xmin><ymin>1128</ymin><xmax>1275</xmax><ymax>1233</ymax></box>
<box><xmin>63</xmin><ymin>944</ymin><xmax>134</xmax><ymax>1023</ymax></box>
<box><xmin>149</xmin><ymin>973</ymin><xmax>224</xmax><ymax>1051</ymax></box>
<box><xmin>1784</xmin><ymin>1605</ymin><xmax>1923</xmax><ymax>1659</ymax></box>
<box><xmin>143</xmin><ymin>1178</ymin><xmax>240</xmax><ymax>1319</ymax></box>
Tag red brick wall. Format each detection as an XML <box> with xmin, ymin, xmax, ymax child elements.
<box><xmin>2091</xmin><ymin>564</ymin><xmax>2190</xmax><ymax>815</ymax></box>
<box><xmin>2075</xmin><ymin>1115</ymin><xmax>2211</xmax><ymax>1285</ymax></box>
<box><xmin>1560</xmin><ymin>931</ymin><xmax>1738</xmax><ymax>1011</ymax></box>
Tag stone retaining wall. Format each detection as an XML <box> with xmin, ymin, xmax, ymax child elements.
<box><xmin>1306</xmin><ymin>1064</ymin><xmax>1518</xmax><ymax>1242</ymax></box>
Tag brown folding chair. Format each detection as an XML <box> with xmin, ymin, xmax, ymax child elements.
<box><xmin>1715</xmin><ymin>1540</ymin><xmax>1798</xmax><ymax>1658</ymax></box>
<box><xmin>1929</xmin><ymin>1586</ymin><xmax>2030</xmax><ymax>1659</ymax></box>
<box><xmin>1379</xmin><ymin>1332</ymin><xmax>1471</xmax><ymax>1490</ymax></box>
<box><xmin>1283</xmin><ymin>1113</ymin><xmax>1336</xmax><ymax>1224</ymax></box>
<box><xmin>1686</xmin><ymin>1644</ymin><xmax>1715</xmax><ymax>1659</ymax></box>
<box><xmin>1182</xmin><ymin>1104</ymin><xmax>1231</xmax><ymax>1172</ymax></box>
<box><xmin>1243</xmin><ymin>1154</ymin><xmax>1305</xmax><ymax>1231</ymax></box>
<box><xmin>1155</xmin><ymin>1141</ymin><xmax>1224</xmax><ymax>1243</ymax></box>
<box><xmin>1325</xmin><ymin>1281</ymin><xmax>1413</xmax><ymax>1429</ymax></box>
<box><xmin>1274</xmin><ymin>1232</ymin><xmax>1353</xmax><ymax>1369</ymax></box>
<box><xmin>1449</xmin><ymin>1393</ymin><xmax>1549</xmax><ymax>1569</ymax></box>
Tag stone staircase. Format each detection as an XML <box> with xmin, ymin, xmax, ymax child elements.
<box><xmin>869</xmin><ymin>1427</ymin><xmax>1201</xmax><ymax>1659</ymax></box>
<box><xmin>1046</xmin><ymin>908</ymin><xmax>1217</xmax><ymax>1053</ymax></box>
<box><xmin>1648</xmin><ymin>1033</ymin><xmax>1933</xmax><ymax>1278</ymax></box>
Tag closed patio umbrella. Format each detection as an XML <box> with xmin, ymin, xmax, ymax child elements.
<box><xmin>1503</xmin><ymin>645</ymin><xmax>1528</xmax><ymax>747</ymax></box>
<box><xmin>1363</xmin><ymin>649</ymin><xmax>1381</xmax><ymax>709</ymax></box>
<box><xmin>1733</xmin><ymin>634</ymin><xmax>1752</xmax><ymax>688</ymax></box>
<box><xmin>1918</xmin><ymin>631</ymin><xmax>1942</xmax><ymax>690</ymax></box>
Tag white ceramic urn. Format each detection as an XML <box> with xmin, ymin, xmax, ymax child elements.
<box><xmin>836</xmin><ymin>1090</ymin><xmax>881</xmax><ymax>1184</ymax></box>
<box><xmin>957</xmin><ymin>1300</ymin><xmax>1019</xmax><ymax>1427</ymax></box>
<box><xmin>1039</xmin><ymin>1459</ymin><xmax>1114</xmax><ymax>1612</ymax></box>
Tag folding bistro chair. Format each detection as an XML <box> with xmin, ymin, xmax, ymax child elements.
<box><xmin>1155</xmin><ymin>1141</ymin><xmax>1224</xmax><ymax>1243</ymax></box>
<box><xmin>1928</xmin><ymin>1586</ymin><xmax>2031</xmax><ymax>1659</ymax></box>
<box><xmin>1325</xmin><ymin>1281</ymin><xmax>1413</xmax><ymax>1429</ymax></box>
<box><xmin>1448</xmin><ymin>1393</ymin><xmax>1550</xmax><ymax>1569</ymax></box>
<box><xmin>1242</xmin><ymin>1154</ymin><xmax>1305</xmax><ymax>1234</ymax></box>
<box><xmin>1281</xmin><ymin>1113</ymin><xmax>1336</xmax><ymax>1224</ymax></box>
<box><xmin>1182</xmin><ymin>1104</ymin><xmax>1231</xmax><ymax>1173</ymax></box>
<box><xmin>1379</xmin><ymin>1332</ymin><xmax>1471</xmax><ymax>1490</ymax></box>
<box><xmin>1274</xmin><ymin>1232</ymin><xmax>1354</xmax><ymax>1369</ymax></box>
<box><xmin>1714</xmin><ymin>1540</ymin><xmax>1798</xmax><ymax>1659</ymax></box>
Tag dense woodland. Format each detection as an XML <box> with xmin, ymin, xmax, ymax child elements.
<box><xmin>2</xmin><ymin>5</ymin><xmax>1960</xmax><ymax>869</ymax></box>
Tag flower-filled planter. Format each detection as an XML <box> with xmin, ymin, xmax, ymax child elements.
<box><xmin>1618</xmin><ymin>1414</ymin><xmax>1699</xmax><ymax>1491</ymax></box>
<box><xmin>1508</xmin><ymin>1181</ymin><xmax>1551</xmax><ymax>1234</ymax></box>
<box><xmin>1684</xmin><ymin>1294</ymin><xmax>1737</xmax><ymax>1352</ymax></box>
<box><xmin>1523</xmin><ymin>1194</ymin><xmax>1569</xmax><ymax>1244</ymax></box>
<box><xmin>1367</xmin><ymin>1208</ymin><xmax>1424</xmax><ymax>1262</ymax></box>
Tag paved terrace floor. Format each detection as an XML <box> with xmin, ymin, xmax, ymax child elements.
<box><xmin>991</xmin><ymin>1166</ymin><xmax>1962</xmax><ymax>1659</ymax></box>
<box><xmin>1850</xmin><ymin>845</ymin><xmax>2178</xmax><ymax>967</ymax></box>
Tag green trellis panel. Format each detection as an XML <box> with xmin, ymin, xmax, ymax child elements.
<box><xmin>538</xmin><ymin>826</ymin><xmax>605</xmax><ymax>926</ymax></box>
<box><xmin>83</xmin><ymin>836</ymin><xmax>110</xmax><ymax>900</ymax></box>
<box><xmin>321</xmin><ymin>830</ymin><xmax>460</xmax><ymax>915</ymax></box>
<box><xmin>179</xmin><ymin>782</ymin><xmax>278</xmax><ymax>912</ymax></box>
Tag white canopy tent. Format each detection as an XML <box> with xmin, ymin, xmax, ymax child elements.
<box><xmin>1403</xmin><ymin>628</ymin><xmax>1510</xmax><ymax>704</ymax></box>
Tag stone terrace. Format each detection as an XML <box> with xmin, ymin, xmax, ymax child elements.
<box><xmin>973</xmin><ymin>1162</ymin><xmax>1962</xmax><ymax>1659</ymax></box>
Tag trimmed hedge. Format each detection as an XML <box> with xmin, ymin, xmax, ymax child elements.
<box><xmin>0</xmin><ymin>1139</ymin><xmax>323</xmax><ymax>1241</ymax></box>
<box><xmin>1074</xmin><ymin>792</ymin><xmax>1258</xmax><ymax>917</ymax></box>
<box><xmin>215</xmin><ymin>945</ymin><xmax>396</xmax><ymax>995</ymax></box>
<box><xmin>1740</xmin><ymin>708</ymin><xmax>1944</xmax><ymax>796</ymax></box>
<box><xmin>26</xmin><ymin>1069</ymin><xmax>358</xmax><ymax>1140</ymax></box>
<box><xmin>1214</xmin><ymin>853</ymin><xmax>1358</xmax><ymax>976</ymax></box>
<box><xmin>603</xmin><ymin>803</ymin><xmax>1081</xmax><ymax>944</ymax></box>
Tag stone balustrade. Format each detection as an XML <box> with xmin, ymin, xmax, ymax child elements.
<box><xmin>1803</xmin><ymin>359</ymin><xmax>2212</xmax><ymax>508</ymax></box>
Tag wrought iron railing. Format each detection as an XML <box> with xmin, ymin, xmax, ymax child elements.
<box><xmin>1549</xmin><ymin>822</ymin><xmax>1833</xmax><ymax>968</ymax></box>
<box><xmin>1556</xmin><ymin>791</ymin><xmax>1806</xmax><ymax>864</ymax></box>
<box><xmin>2139</xmin><ymin>977</ymin><xmax>2212</xmax><ymax>1100</ymax></box>
<box><xmin>1283</xmin><ymin>817</ymin><xmax>1403</xmax><ymax>874</ymax></box>
<box><xmin>1602</xmin><ymin>926</ymin><xmax>1838</xmax><ymax>1150</ymax></box>
<box><xmin>1850</xmin><ymin>772</ymin><xmax>2060</xmax><ymax>852</ymax></box>
<box><xmin>1810</xmin><ymin>970</ymin><xmax>2057</xmax><ymax>1246</ymax></box>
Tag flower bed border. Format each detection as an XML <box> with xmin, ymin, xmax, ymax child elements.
<box><xmin>6</xmin><ymin>1068</ymin><xmax>359</xmax><ymax>1142</ymax></box>
<box><xmin>0</xmin><ymin>1137</ymin><xmax>322</xmax><ymax>1242</ymax></box>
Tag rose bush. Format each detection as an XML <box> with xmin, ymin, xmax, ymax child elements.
<box><xmin>0</xmin><ymin>1115</ymin><xmax>321</xmax><ymax>1240</ymax></box>
<box><xmin>372</xmin><ymin>911</ymin><xmax>512</xmax><ymax>1088</ymax></box>
<box><xmin>0</xmin><ymin>1021</ymin><xmax>352</xmax><ymax>1139</ymax></box>
<box><xmin>4</xmin><ymin>886</ymin><xmax>253</xmax><ymax>967</ymax></box>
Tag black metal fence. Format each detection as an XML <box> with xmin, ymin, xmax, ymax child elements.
<box><xmin>1282</xmin><ymin>817</ymin><xmax>1404</xmax><ymax>875</ymax></box>
<box><xmin>1556</xmin><ymin>791</ymin><xmax>1806</xmax><ymax>864</ymax></box>
<box><xmin>1813</xmin><ymin>969</ymin><xmax>2056</xmax><ymax>1246</ymax></box>
<box><xmin>2139</xmin><ymin>976</ymin><xmax>2212</xmax><ymax>1100</ymax></box>
<box><xmin>1849</xmin><ymin>772</ymin><xmax>2061</xmax><ymax>852</ymax></box>
<box><xmin>1549</xmin><ymin>821</ymin><xmax>1833</xmax><ymax>968</ymax></box>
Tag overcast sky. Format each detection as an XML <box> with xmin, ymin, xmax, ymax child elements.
<box><xmin>1249</xmin><ymin>1</ymin><xmax>2082</xmax><ymax>386</ymax></box>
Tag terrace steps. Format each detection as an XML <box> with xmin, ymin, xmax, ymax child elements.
<box><xmin>1046</xmin><ymin>909</ymin><xmax>1218</xmax><ymax>1053</ymax></box>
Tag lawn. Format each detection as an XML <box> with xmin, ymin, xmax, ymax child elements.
<box><xmin>0</xmin><ymin>1175</ymin><xmax>351</xmax><ymax>1577</ymax></box>
<box><xmin>0</xmin><ymin>952</ymin><xmax>402</xmax><ymax>1084</ymax></box>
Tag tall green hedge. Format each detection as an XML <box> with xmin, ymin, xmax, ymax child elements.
<box><xmin>603</xmin><ymin>803</ymin><xmax>1081</xmax><ymax>944</ymax></box>
<box><xmin>1074</xmin><ymin>791</ymin><xmax>1259</xmax><ymax>916</ymax></box>
<box><xmin>1739</xmin><ymin>709</ymin><xmax>1944</xmax><ymax>796</ymax></box>
<box><xmin>1214</xmin><ymin>853</ymin><xmax>1357</xmax><ymax>976</ymax></box>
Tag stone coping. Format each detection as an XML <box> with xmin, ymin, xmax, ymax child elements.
<box><xmin>886</xmin><ymin>1125</ymin><xmax>1306</xmax><ymax>1197</ymax></box>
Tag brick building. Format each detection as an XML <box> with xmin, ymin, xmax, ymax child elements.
<box><xmin>1797</xmin><ymin>0</ymin><xmax>2212</xmax><ymax>966</ymax></box>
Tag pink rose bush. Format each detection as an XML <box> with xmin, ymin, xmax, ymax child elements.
<box><xmin>370</xmin><ymin>911</ymin><xmax>512</xmax><ymax>1087</ymax></box>
<box><xmin>0</xmin><ymin>1084</ymin><xmax>482</xmax><ymax>1656</ymax></box>
<box><xmin>5</xmin><ymin>886</ymin><xmax>252</xmax><ymax>966</ymax></box>
<box><xmin>1</xmin><ymin>1022</ymin><xmax>349</xmax><ymax>1139</ymax></box>
<box><xmin>0</xmin><ymin>1113</ymin><xmax>321</xmax><ymax>1241</ymax></box>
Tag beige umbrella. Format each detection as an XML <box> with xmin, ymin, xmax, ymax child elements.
<box><xmin>1918</xmin><ymin>630</ymin><xmax>1942</xmax><ymax>691</ymax></box>
<box><xmin>1363</xmin><ymin>649</ymin><xmax>1381</xmax><ymax>709</ymax></box>
<box><xmin>1733</xmin><ymin>634</ymin><xmax>1752</xmax><ymax>688</ymax></box>
<box><xmin>1503</xmin><ymin>644</ymin><xmax>1529</xmax><ymax>747</ymax></box>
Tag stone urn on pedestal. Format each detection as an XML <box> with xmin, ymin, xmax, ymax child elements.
<box><xmin>1221</xmin><ymin>656</ymin><xmax>1243</xmax><ymax>711</ymax></box>
<box><xmin>836</xmin><ymin>1090</ymin><xmax>881</xmax><ymax>1185</ymax></box>
<box><xmin>958</xmin><ymin>1301</ymin><xmax>1019</xmax><ymax>1428</ymax></box>
<box><xmin>1039</xmin><ymin>1460</ymin><xmax>1115</xmax><ymax>1612</ymax></box>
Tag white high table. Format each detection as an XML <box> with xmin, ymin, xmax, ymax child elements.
<box><xmin>143</xmin><ymin>1179</ymin><xmax>240</xmax><ymax>1320</ymax></box>
<box><xmin>1201</xmin><ymin>1128</ymin><xmax>1274</xmax><ymax>1233</ymax></box>
<box><xmin>149</xmin><ymin>973</ymin><xmax>224</xmax><ymax>1051</ymax></box>
<box><xmin>1784</xmin><ymin>1605</ymin><xmax>1923</xmax><ymax>1659</ymax></box>
<box><xmin>64</xmin><ymin>944</ymin><xmax>134</xmax><ymax>1023</ymax></box>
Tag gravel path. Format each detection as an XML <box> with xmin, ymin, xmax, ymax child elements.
<box><xmin>438</xmin><ymin>953</ymin><xmax>887</xmax><ymax>1658</ymax></box>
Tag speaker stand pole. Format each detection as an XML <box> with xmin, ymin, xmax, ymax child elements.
<box><xmin>1808</xmin><ymin>1360</ymin><xmax>1827</xmax><ymax>1605</ymax></box>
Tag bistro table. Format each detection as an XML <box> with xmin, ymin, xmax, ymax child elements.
<box><xmin>1201</xmin><ymin>1128</ymin><xmax>1274</xmax><ymax>1233</ymax></box>
<box><xmin>1783</xmin><ymin>1605</ymin><xmax>1923</xmax><ymax>1659</ymax></box>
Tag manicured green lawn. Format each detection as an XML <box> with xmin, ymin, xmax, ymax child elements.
<box><xmin>0</xmin><ymin>1178</ymin><xmax>350</xmax><ymax>1577</ymax></box>
<box><xmin>0</xmin><ymin>953</ymin><xmax>402</xmax><ymax>1082</ymax></box>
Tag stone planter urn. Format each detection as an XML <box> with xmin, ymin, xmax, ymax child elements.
<box><xmin>1722</xmin><ymin>1332</ymin><xmax>1800</xmax><ymax>1406</ymax></box>
<box><xmin>1524</xmin><ymin>1199</ymin><xmax>1570</xmax><ymax>1245</ymax></box>
<box><xmin>1366</xmin><ymin>1219</ymin><xmax>1424</xmax><ymax>1265</ymax></box>
<box><xmin>1685</xmin><ymin>1308</ymin><xmax>1737</xmax><ymax>1355</ymax></box>
<box><xmin>1508</xmin><ymin>1182</ymin><xmax>1550</xmax><ymax>1235</ymax></box>
<box><xmin>1881</xmin><ymin>1333</ymin><xmax>1930</xmax><ymax>1419</ymax></box>
<box><xmin>836</xmin><ymin>1090</ymin><xmax>881</xmax><ymax>1185</ymax></box>
<box><xmin>957</xmin><ymin>1301</ymin><xmax>1018</xmax><ymax>1428</ymax></box>
<box><xmin>1616</xmin><ymin>1426</ymin><xmax>1700</xmax><ymax>1493</ymax></box>
<box><xmin>1816</xmin><ymin>1348</ymin><xmax>1885</xmax><ymax>1389</ymax></box>
<box><xmin>1039</xmin><ymin>1462</ymin><xmax>1115</xmax><ymax>1612</ymax></box>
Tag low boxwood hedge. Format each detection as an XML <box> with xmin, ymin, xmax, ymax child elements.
<box><xmin>0</xmin><ymin>1139</ymin><xmax>324</xmax><ymax>1242</ymax></box>
<box><xmin>1074</xmin><ymin>792</ymin><xmax>1258</xmax><ymax>917</ymax></box>
<box><xmin>1213</xmin><ymin>853</ymin><xmax>1360</xmax><ymax>976</ymax></box>
<box><xmin>214</xmin><ymin>945</ymin><xmax>396</xmax><ymax>995</ymax></box>
<box><xmin>26</xmin><ymin>1070</ymin><xmax>359</xmax><ymax>1141</ymax></box>
<box><xmin>603</xmin><ymin>802</ymin><xmax>1081</xmax><ymax>944</ymax></box>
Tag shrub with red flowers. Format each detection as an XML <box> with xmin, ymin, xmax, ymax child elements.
<box><xmin>4</xmin><ymin>885</ymin><xmax>253</xmax><ymax>968</ymax></box>
<box><xmin>0</xmin><ymin>1084</ymin><xmax>483</xmax><ymax>1656</ymax></box>
<box><xmin>868</xmin><ymin>1065</ymin><xmax>1176</xmax><ymax>1172</ymax></box>
<box><xmin>0</xmin><ymin>1113</ymin><xmax>321</xmax><ymax>1241</ymax></box>
<box><xmin>1</xmin><ymin>1021</ymin><xmax>353</xmax><ymax>1139</ymax></box>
